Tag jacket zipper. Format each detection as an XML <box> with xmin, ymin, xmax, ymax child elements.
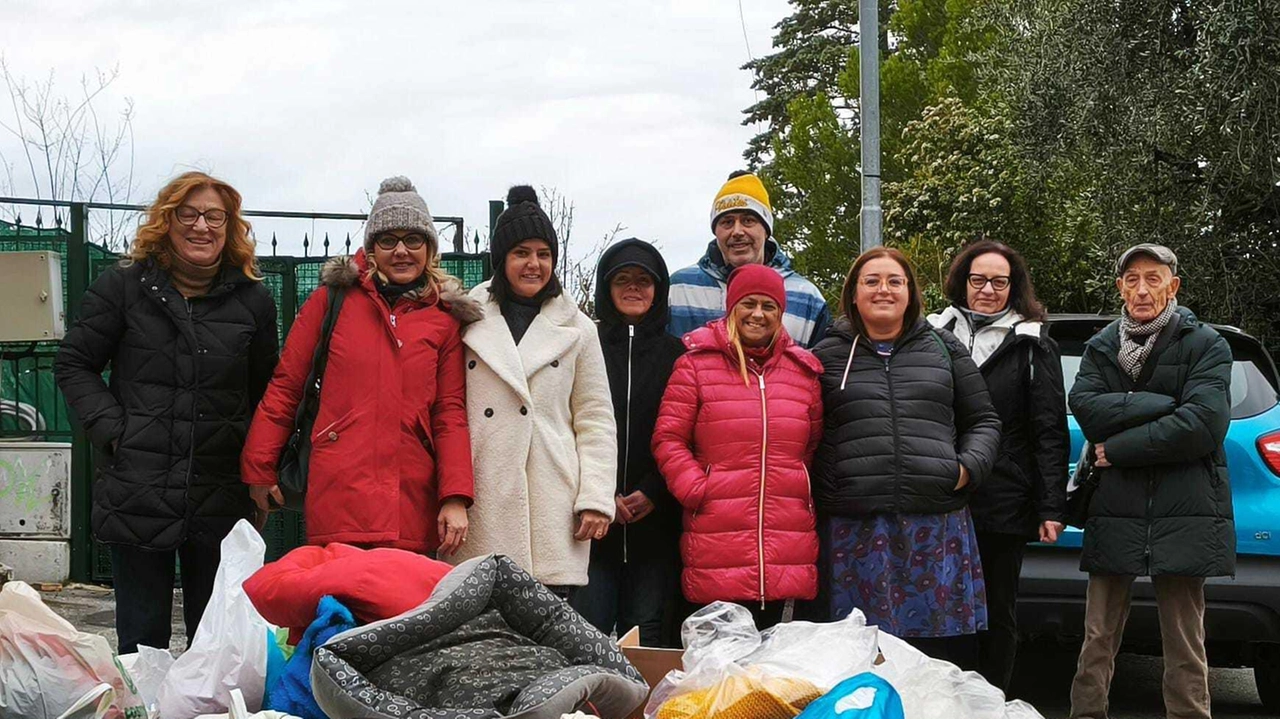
<box><xmin>756</xmin><ymin>370</ymin><xmax>768</xmax><ymax>608</ymax></box>
<box><xmin>883</xmin><ymin>352</ymin><xmax>903</xmax><ymax>512</ymax></box>
<box><xmin>623</xmin><ymin>325</ymin><xmax>634</xmax><ymax>564</ymax></box>
<box><xmin>184</xmin><ymin>298</ymin><xmax>198</xmax><ymax>514</ymax></box>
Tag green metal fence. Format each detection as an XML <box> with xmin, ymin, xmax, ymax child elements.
<box><xmin>0</xmin><ymin>200</ymin><xmax>491</xmax><ymax>582</ymax></box>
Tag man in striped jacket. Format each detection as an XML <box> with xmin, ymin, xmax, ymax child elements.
<box><xmin>667</xmin><ymin>171</ymin><xmax>831</xmax><ymax>348</ymax></box>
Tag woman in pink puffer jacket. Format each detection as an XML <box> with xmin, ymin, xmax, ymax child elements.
<box><xmin>653</xmin><ymin>264</ymin><xmax>823</xmax><ymax>628</ymax></box>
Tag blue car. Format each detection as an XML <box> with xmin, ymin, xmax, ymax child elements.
<box><xmin>1017</xmin><ymin>315</ymin><xmax>1280</xmax><ymax>712</ymax></box>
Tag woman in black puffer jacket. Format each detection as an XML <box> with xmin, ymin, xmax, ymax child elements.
<box><xmin>927</xmin><ymin>240</ymin><xmax>1069</xmax><ymax>692</ymax></box>
<box><xmin>572</xmin><ymin>238</ymin><xmax>684</xmax><ymax>647</ymax></box>
<box><xmin>811</xmin><ymin>247</ymin><xmax>1000</xmax><ymax>669</ymax></box>
<box><xmin>55</xmin><ymin>172</ymin><xmax>277</xmax><ymax>653</ymax></box>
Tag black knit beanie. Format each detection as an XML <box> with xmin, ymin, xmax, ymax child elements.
<box><xmin>491</xmin><ymin>185</ymin><xmax>559</xmax><ymax>268</ymax></box>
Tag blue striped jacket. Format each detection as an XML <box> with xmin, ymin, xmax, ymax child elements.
<box><xmin>667</xmin><ymin>240</ymin><xmax>832</xmax><ymax>349</ymax></box>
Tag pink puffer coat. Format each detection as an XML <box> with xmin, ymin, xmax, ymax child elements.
<box><xmin>652</xmin><ymin>319</ymin><xmax>823</xmax><ymax>604</ymax></box>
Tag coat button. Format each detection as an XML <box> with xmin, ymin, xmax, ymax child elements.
<box><xmin>520</xmin><ymin>406</ymin><xmax>528</xmax><ymax>416</ymax></box>
<box><xmin>551</xmin><ymin>360</ymin><xmax>559</xmax><ymax>368</ymax></box>
<box><xmin>468</xmin><ymin>360</ymin><xmax>477</xmax><ymax>370</ymax></box>
<box><xmin>151</xmin><ymin>285</ymin><xmax>159</xmax><ymax>291</ymax></box>
<box><xmin>484</xmin><ymin>408</ymin><xmax>494</xmax><ymax>418</ymax></box>
<box><xmin>328</xmin><ymin>431</ymin><xmax>338</xmax><ymax>441</ymax></box>
<box><xmin>198</xmin><ymin>348</ymin><xmax>207</xmax><ymax>354</ymax></box>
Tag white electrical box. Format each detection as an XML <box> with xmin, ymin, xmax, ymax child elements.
<box><xmin>0</xmin><ymin>251</ymin><xmax>65</xmax><ymax>342</ymax></box>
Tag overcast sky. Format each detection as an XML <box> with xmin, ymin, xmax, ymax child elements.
<box><xmin>2</xmin><ymin>0</ymin><xmax>791</xmax><ymax>269</ymax></box>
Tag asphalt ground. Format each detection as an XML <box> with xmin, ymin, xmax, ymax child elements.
<box><xmin>28</xmin><ymin>585</ymin><xmax>1278</xmax><ymax>719</ymax></box>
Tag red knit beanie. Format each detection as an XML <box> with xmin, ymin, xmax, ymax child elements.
<box><xmin>725</xmin><ymin>264</ymin><xmax>787</xmax><ymax>313</ymax></box>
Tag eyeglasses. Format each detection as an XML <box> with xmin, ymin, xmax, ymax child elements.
<box><xmin>174</xmin><ymin>205</ymin><xmax>228</xmax><ymax>229</ymax></box>
<box><xmin>859</xmin><ymin>275</ymin><xmax>909</xmax><ymax>293</ymax></box>
<box><xmin>967</xmin><ymin>274</ymin><xmax>1011</xmax><ymax>291</ymax></box>
<box><xmin>373</xmin><ymin>233</ymin><xmax>430</xmax><ymax>251</ymax></box>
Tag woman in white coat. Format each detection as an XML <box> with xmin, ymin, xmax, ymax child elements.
<box><xmin>452</xmin><ymin>185</ymin><xmax>617</xmax><ymax>597</ymax></box>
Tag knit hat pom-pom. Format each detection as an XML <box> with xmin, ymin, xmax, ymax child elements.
<box><xmin>379</xmin><ymin>176</ymin><xmax>416</xmax><ymax>194</ymax></box>
<box><xmin>507</xmin><ymin>184</ymin><xmax>540</xmax><ymax>207</ymax></box>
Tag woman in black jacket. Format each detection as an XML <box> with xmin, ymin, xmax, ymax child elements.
<box><xmin>811</xmin><ymin>247</ymin><xmax>1001</xmax><ymax>668</ymax></box>
<box><xmin>54</xmin><ymin>172</ymin><xmax>278</xmax><ymax>653</ymax></box>
<box><xmin>927</xmin><ymin>241</ymin><xmax>1069</xmax><ymax>692</ymax></box>
<box><xmin>571</xmin><ymin>238</ymin><xmax>684</xmax><ymax>646</ymax></box>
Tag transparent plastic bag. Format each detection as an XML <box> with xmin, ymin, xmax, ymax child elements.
<box><xmin>646</xmin><ymin>603</ymin><xmax>880</xmax><ymax>719</ymax></box>
<box><xmin>870</xmin><ymin>634</ymin><xmax>1044</xmax><ymax>719</ymax></box>
<box><xmin>116</xmin><ymin>646</ymin><xmax>174</xmax><ymax>719</ymax></box>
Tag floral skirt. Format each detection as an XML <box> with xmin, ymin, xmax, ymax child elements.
<box><xmin>827</xmin><ymin>508</ymin><xmax>987</xmax><ymax>638</ymax></box>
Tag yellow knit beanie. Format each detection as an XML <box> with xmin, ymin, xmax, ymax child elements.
<box><xmin>711</xmin><ymin>171</ymin><xmax>774</xmax><ymax>236</ymax></box>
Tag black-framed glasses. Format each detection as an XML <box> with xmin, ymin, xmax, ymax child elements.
<box><xmin>373</xmin><ymin>233</ymin><xmax>430</xmax><ymax>251</ymax></box>
<box><xmin>174</xmin><ymin>205</ymin><xmax>228</xmax><ymax>229</ymax></box>
<box><xmin>968</xmin><ymin>274</ymin><xmax>1011</xmax><ymax>291</ymax></box>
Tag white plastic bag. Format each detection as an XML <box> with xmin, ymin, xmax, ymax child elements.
<box><xmin>645</xmin><ymin>602</ymin><xmax>881</xmax><ymax>719</ymax></box>
<box><xmin>117</xmin><ymin>645</ymin><xmax>174</xmax><ymax>718</ymax></box>
<box><xmin>192</xmin><ymin>689</ymin><xmax>300</xmax><ymax>719</ymax></box>
<box><xmin>870</xmin><ymin>633</ymin><xmax>1045</xmax><ymax>719</ymax></box>
<box><xmin>158</xmin><ymin>520</ymin><xmax>271</xmax><ymax>719</ymax></box>
<box><xmin>0</xmin><ymin>580</ymin><xmax>145</xmax><ymax>719</ymax></box>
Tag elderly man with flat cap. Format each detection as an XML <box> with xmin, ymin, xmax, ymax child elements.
<box><xmin>1067</xmin><ymin>243</ymin><xmax>1235</xmax><ymax>719</ymax></box>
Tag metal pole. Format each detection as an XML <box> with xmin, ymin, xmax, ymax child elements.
<box><xmin>859</xmin><ymin>0</ymin><xmax>883</xmax><ymax>251</ymax></box>
<box><xmin>65</xmin><ymin>203</ymin><xmax>93</xmax><ymax>583</ymax></box>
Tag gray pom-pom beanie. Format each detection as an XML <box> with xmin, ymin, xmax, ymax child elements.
<box><xmin>364</xmin><ymin>176</ymin><xmax>438</xmax><ymax>252</ymax></box>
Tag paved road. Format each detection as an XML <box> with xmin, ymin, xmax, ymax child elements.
<box><xmin>1010</xmin><ymin>641</ymin><xmax>1273</xmax><ymax>718</ymax></box>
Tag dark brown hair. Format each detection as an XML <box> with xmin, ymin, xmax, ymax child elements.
<box><xmin>943</xmin><ymin>240</ymin><xmax>1046</xmax><ymax>321</ymax></box>
<box><xmin>839</xmin><ymin>247</ymin><xmax>925</xmax><ymax>338</ymax></box>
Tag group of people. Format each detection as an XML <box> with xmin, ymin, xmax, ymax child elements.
<box><xmin>53</xmin><ymin>168</ymin><xmax>1234</xmax><ymax>719</ymax></box>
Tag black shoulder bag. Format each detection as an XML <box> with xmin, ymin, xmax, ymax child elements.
<box><xmin>275</xmin><ymin>287</ymin><xmax>346</xmax><ymax>511</ymax></box>
<box><xmin>1065</xmin><ymin>314</ymin><xmax>1183</xmax><ymax>528</ymax></box>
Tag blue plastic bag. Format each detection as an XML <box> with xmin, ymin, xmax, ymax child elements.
<box><xmin>795</xmin><ymin>673</ymin><xmax>904</xmax><ymax>719</ymax></box>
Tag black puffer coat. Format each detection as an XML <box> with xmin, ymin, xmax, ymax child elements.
<box><xmin>55</xmin><ymin>258</ymin><xmax>278</xmax><ymax>550</ymax></box>
<box><xmin>591</xmin><ymin>239</ymin><xmax>685</xmax><ymax>565</ymax></box>
<box><xmin>929</xmin><ymin>307</ymin><xmax>1070</xmax><ymax>539</ymax></box>
<box><xmin>1069</xmin><ymin>306</ymin><xmax>1235</xmax><ymax>577</ymax></box>
<box><xmin>811</xmin><ymin>317</ymin><xmax>1001</xmax><ymax>517</ymax></box>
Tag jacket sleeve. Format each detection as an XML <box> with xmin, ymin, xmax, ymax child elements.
<box><xmin>807</xmin><ymin>302</ymin><xmax>833</xmax><ymax>349</ymax></box>
<box><xmin>570</xmin><ymin>320</ymin><xmax>619</xmax><ymax>519</ymax></box>
<box><xmin>1103</xmin><ymin>332</ymin><xmax>1233</xmax><ymax>467</ymax></box>
<box><xmin>53</xmin><ymin>267</ymin><xmax>127</xmax><ymax>452</ymax></box>
<box><xmin>652</xmin><ymin>354</ymin><xmax>707</xmax><ymax>511</ymax></box>
<box><xmin>1068</xmin><ymin>346</ymin><xmax>1177</xmax><ymax>441</ymax></box>
<box><xmin>945</xmin><ymin>334</ymin><xmax>1002</xmax><ymax>489</ymax></box>
<box><xmin>805</xmin><ymin>374</ymin><xmax>824</xmax><ymax>464</ymax></box>
<box><xmin>431</xmin><ymin>325</ymin><xmax>475</xmax><ymax>505</ymax></box>
<box><xmin>1030</xmin><ymin>338</ymin><xmax>1071</xmax><ymax>523</ymax></box>
<box><xmin>246</xmin><ymin>292</ymin><xmax>280</xmax><ymax>409</ymax></box>
<box><xmin>240</xmin><ymin>286</ymin><xmax>328</xmax><ymax>486</ymax></box>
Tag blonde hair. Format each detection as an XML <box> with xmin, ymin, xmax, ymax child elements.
<box><xmin>366</xmin><ymin>250</ymin><xmax>453</xmax><ymax>300</ymax></box>
<box><xmin>726</xmin><ymin>303</ymin><xmax>780</xmax><ymax>387</ymax></box>
<box><xmin>128</xmin><ymin>171</ymin><xmax>261</xmax><ymax>280</ymax></box>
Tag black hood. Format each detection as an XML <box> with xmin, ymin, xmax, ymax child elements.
<box><xmin>594</xmin><ymin>238</ymin><xmax>671</xmax><ymax>330</ymax></box>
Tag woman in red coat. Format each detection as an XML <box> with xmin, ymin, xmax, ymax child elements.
<box><xmin>241</xmin><ymin>177</ymin><xmax>481</xmax><ymax>556</ymax></box>
<box><xmin>652</xmin><ymin>264</ymin><xmax>823</xmax><ymax>628</ymax></box>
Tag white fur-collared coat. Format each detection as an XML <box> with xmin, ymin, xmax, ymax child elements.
<box><xmin>449</xmin><ymin>281</ymin><xmax>617</xmax><ymax>586</ymax></box>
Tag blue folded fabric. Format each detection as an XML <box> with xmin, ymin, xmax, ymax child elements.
<box><xmin>796</xmin><ymin>673</ymin><xmax>905</xmax><ymax>719</ymax></box>
<box><xmin>265</xmin><ymin>595</ymin><xmax>356</xmax><ymax>719</ymax></box>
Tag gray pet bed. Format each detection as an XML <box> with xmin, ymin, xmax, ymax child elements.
<box><xmin>311</xmin><ymin>554</ymin><xmax>650</xmax><ymax>719</ymax></box>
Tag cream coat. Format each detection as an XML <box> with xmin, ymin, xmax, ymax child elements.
<box><xmin>451</xmin><ymin>281</ymin><xmax>617</xmax><ymax>586</ymax></box>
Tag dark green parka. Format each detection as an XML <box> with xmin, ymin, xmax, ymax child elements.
<box><xmin>1068</xmin><ymin>306</ymin><xmax>1235</xmax><ymax>577</ymax></box>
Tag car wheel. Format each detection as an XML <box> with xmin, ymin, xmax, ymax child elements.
<box><xmin>1256</xmin><ymin>643</ymin><xmax>1280</xmax><ymax>713</ymax></box>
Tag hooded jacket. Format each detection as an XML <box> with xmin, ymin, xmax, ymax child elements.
<box><xmin>928</xmin><ymin>306</ymin><xmax>1070</xmax><ymax>538</ymax></box>
<box><xmin>591</xmin><ymin>239</ymin><xmax>686</xmax><ymax>566</ymax></box>
<box><xmin>810</xmin><ymin>317</ymin><xmax>1002</xmax><ymax>517</ymax></box>
<box><xmin>667</xmin><ymin>239</ymin><xmax>832</xmax><ymax>349</ymax></box>
<box><xmin>1069</xmin><ymin>306</ymin><xmax>1235</xmax><ymax>577</ymax></box>
<box><xmin>54</xmin><ymin>257</ymin><xmax>278</xmax><ymax>550</ymax></box>
<box><xmin>241</xmin><ymin>251</ymin><xmax>480</xmax><ymax>554</ymax></box>
<box><xmin>652</xmin><ymin>320</ymin><xmax>824</xmax><ymax>604</ymax></box>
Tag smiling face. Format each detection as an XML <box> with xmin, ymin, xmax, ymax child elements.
<box><xmin>1118</xmin><ymin>255</ymin><xmax>1180</xmax><ymax>323</ymax></box>
<box><xmin>714</xmin><ymin>211</ymin><xmax>768</xmax><ymax>268</ymax></box>
<box><xmin>732</xmin><ymin>294</ymin><xmax>782</xmax><ymax>347</ymax></box>
<box><xmin>855</xmin><ymin>256</ymin><xmax>910</xmax><ymax>335</ymax></box>
<box><xmin>372</xmin><ymin>230</ymin><xmax>431</xmax><ymax>284</ymax></box>
<box><xmin>609</xmin><ymin>266</ymin><xmax>655</xmax><ymax>323</ymax></box>
<box><xmin>505</xmin><ymin>239</ymin><xmax>554</xmax><ymax>299</ymax></box>
<box><xmin>966</xmin><ymin>251</ymin><xmax>1012</xmax><ymax>315</ymax></box>
<box><xmin>167</xmin><ymin>186</ymin><xmax>227</xmax><ymax>266</ymax></box>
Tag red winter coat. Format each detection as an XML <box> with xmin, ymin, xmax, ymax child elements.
<box><xmin>652</xmin><ymin>320</ymin><xmax>823</xmax><ymax>605</ymax></box>
<box><xmin>241</xmin><ymin>251</ymin><xmax>480</xmax><ymax>553</ymax></box>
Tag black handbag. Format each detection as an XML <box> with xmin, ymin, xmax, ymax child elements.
<box><xmin>275</xmin><ymin>287</ymin><xmax>346</xmax><ymax>511</ymax></box>
<box><xmin>1065</xmin><ymin>443</ymin><xmax>1099</xmax><ymax>529</ymax></box>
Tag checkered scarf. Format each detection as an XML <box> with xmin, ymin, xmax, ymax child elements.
<box><xmin>1118</xmin><ymin>299</ymin><xmax>1178</xmax><ymax>380</ymax></box>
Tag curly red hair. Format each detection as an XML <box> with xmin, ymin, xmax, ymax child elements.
<box><xmin>128</xmin><ymin>171</ymin><xmax>261</xmax><ymax>280</ymax></box>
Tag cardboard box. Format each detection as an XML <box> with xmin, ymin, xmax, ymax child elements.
<box><xmin>619</xmin><ymin>627</ymin><xmax>685</xmax><ymax>719</ymax></box>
